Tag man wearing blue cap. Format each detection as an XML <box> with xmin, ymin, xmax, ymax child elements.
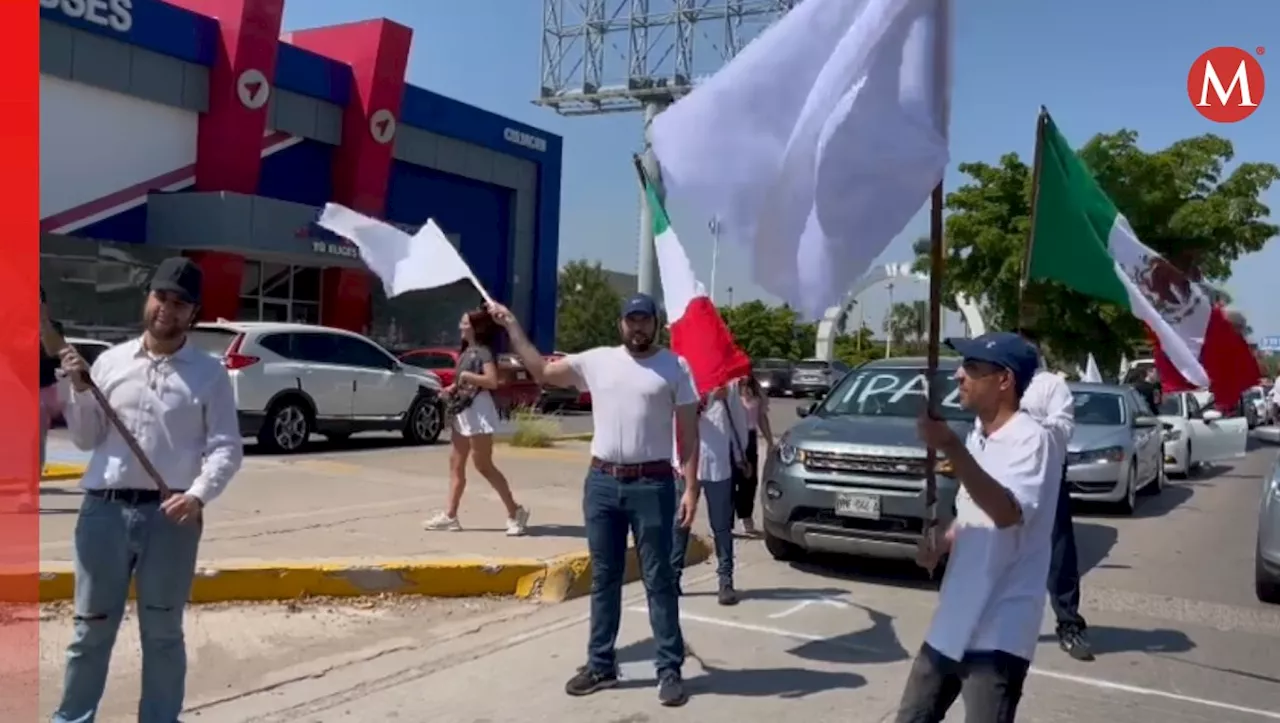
<box><xmin>895</xmin><ymin>332</ymin><xmax>1063</xmax><ymax>723</ymax></box>
<box><xmin>487</xmin><ymin>293</ymin><xmax>701</xmax><ymax>707</ymax></box>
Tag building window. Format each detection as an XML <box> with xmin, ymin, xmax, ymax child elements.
<box><xmin>238</xmin><ymin>260</ymin><xmax>324</xmax><ymax>324</ymax></box>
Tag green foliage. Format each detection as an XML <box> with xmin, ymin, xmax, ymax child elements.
<box><xmin>914</xmin><ymin>129</ymin><xmax>1278</xmax><ymax>371</ymax></box>
<box><xmin>508</xmin><ymin>406</ymin><xmax>559</xmax><ymax>448</ymax></box>
<box><xmin>556</xmin><ymin>261</ymin><xmax>623</xmax><ymax>353</ymax></box>
<box><xmin>718</xmin><ymin>300</ymin><xmax>816</xmax><ymax>360</ymax></box>
<box><xmin>884</xmin><ymin>301</ymin><xmax>928</xmax><ymax>346</ymax></box>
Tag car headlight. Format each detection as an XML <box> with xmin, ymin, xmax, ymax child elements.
<box><xmin>776</xmin><ymin>442</ymin><xmax>798</xmax><ymax>465</ymax></box>
<box><xmin>1067</xmin><ymin>446</ymin><xmax>1125</xmax><ymax>465</ymax></box>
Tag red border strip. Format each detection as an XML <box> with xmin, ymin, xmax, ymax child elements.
<box><xmin>40</xmin><ymin>130</ymin><xmax>295</xmax><ymax>233</ymax></box>
<box><xmin>0</xmin><ymin>2</ymin><xmax>41</xmax><ymax>720</ymax></box>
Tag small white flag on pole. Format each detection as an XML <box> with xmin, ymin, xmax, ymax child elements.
<box><xmin>316</xmin><ymin>203</ymin><xmax>491</xmax><ymax>301</ymax></box>
<box><xmin>1082</xmin><ymin>354</ymin><xmax>1103</xmax><ymax>383</ymax></box>
<box><xmin>650</xmin><ymin>0</ymin><xmax>951</xmax><ymax>319</ymax></box>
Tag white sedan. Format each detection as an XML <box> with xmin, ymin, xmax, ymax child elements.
<box><xmin>1157</xmin><ymin>391</ymin><xmax>1249</xmax><ymax>476</ymax></box>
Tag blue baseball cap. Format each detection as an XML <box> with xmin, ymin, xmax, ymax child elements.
<box><xmin>945</xmin><ymin>332</ymin><xmax>1039</xmax><ymax>395</ymax></box>
<box><xmin>622</xmin><ymin>293</ymin><xmax>659</xmax><ymax>318</ymax></box>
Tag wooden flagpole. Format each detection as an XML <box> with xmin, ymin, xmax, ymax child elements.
<box><xmin>923</xmin><ymin>182</ymin><xmax>945</xmax><ymax>564</ymax></box>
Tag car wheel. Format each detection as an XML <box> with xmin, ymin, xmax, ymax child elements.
<box><xmin>764</xmin><ymin>529</ymin><xmax>802</xmax><ymax>561</ymax></box>
<box><xmin>1256</xmin><ymin>553</ymin><xmax>1280</xmax><ymax>604</ymax></box>
<box><xmin>258</xmin><ymin>398</ymin><xmax>312</xmax><ymax>454</ymax></box>
<box><xmin>1142</xmin><ymin>453</ymin><xmax>1165</xmax><ymax>496</ymax></box>
<box><xmin>403</xmin><ymin>395</ymin><xmax>444</xmax><ymax>445</ymax></box>
<box><xmin>1116</xmin><ymin>460</ymin><xmax>1138</xmax><ymax>515</ymax></box>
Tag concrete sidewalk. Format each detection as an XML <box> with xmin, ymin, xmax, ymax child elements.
<box><xmin>33</xmin><ymin>440</ymin><xmax>711</xmax><ymax>603</ymax></box>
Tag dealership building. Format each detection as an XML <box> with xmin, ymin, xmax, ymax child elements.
<box><xmin>38</xmin><ymin>0</ymin><xmax>562</xmax><ymax>349</ymax></box>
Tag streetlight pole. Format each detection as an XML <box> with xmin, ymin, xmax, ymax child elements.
<box><xmin>885</xmin><ymin>282</ymin><xmax>895</xmax><ymax>359</ymax></box>
<box><xmin>708</xmin><ymin>216</ymin><xmax>721</xmax><ymax>304</ymax></box>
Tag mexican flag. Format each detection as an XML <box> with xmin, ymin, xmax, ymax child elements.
<box><xmin>1026</xmin><ymin>111</ymin><xmax>1259</xmax><ymax>410</ymax></box>
<box><xmin>640</xmin><ymin>171</ymin><xmax>752</xmax><ymax>395</ymax></box>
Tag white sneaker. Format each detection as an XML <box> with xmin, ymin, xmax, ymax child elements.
<box><xmin>506</xmin><ymin>506</ymin><xmax>530</xmax><ymax>536</ymax></box>
<box><xmin>422</xmin><ymin>512</ymin><xmax>462</xmax><ymax>531</ymax></box>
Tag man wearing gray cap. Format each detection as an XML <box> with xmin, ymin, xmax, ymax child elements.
<box><xmin>52</xmin><ymin>257</ymin><xmax>243</xmax><ymax>723</ymax></box>
<box><xmin>488</xmin><ymin>292</ymin><xmax>700</xmax><ymax>707</ymax></box>
<box><xmin>896</xmin><ymin>332</ymin><xmax>1062</xmax><ymax>722</ymax></box>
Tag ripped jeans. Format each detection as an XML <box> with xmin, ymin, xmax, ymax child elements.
<box><xmin>54</xmin><ymin>494</ymin><xmax>202</xmax><ymax>723</ymax></box>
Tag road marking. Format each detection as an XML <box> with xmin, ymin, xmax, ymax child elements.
<box><xmin>768</xmin><ymin>597</ymin><xmax>851</xmax><ymax>619</ymax></box>
<box><xmin>632</xmin><ymin>608</ymin><xmax>1280</xmax><ymax>720</ymax></box>
<box><xmin>1028</xmin><ymin>668</ymin><xmax>1280</xmax><ymax>721</ymax></box>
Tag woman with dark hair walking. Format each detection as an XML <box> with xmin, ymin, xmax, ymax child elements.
<box><xmin>735</xmin><ymin>376</ymin><xmax>773</xmax><ymax>535</ymax></box>
<box><xmin>423</xmin><ymin>308</ymin><xmax>530</xmax><ymax>536</ymax></box>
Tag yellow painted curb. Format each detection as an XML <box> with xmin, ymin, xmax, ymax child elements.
<box><xmin>41</xmin><ymin>463</ymin><xmax>86</xmax><ymax>482</ymax></box>
<box><xmin>517</xmin><ymin>534</ymin><xmax>713</xmax><ymax>604</ymax></box>
<box><xmin>14</xmin><ymin>539</ymin><xmax>712</xmax><ymax>604</ymax></box>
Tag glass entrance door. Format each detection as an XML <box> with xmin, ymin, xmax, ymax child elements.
<box><xmin>239</xmin><ymin>261</ymin><xmax>323</xmax><ymax>323</ymax></box>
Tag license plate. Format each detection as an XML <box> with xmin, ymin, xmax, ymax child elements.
<box><xmin>835</xmin><ymin>493</ymin><xmax>881</xmax><ymax>519</ymax></box>
<box><xmin>515</xmin><ymin>371</ymin><xmax>529</xmax><ymax>380</ymax></box>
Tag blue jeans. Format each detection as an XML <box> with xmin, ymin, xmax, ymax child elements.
<box><xmin>583</xmin><ymin>468</ymin><xmax>684</xmax><ymax>676</ymax></box>
<box><xmin>54</xmin><ymin>495</ymin><xmax>203</xmax><ymax>723</ymax></box>
<box><xmin>673</xmin><ymin>478</ymin><xmax>735</xmax><ymax>587</ymax></box>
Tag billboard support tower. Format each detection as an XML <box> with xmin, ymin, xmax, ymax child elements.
<box><xmin>536</xmin><ymin>0</ymin><xmax>799</xmax><ymax>296</ymax></box>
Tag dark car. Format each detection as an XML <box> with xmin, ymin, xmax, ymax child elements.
<box><xmin>752</xmin><ymin>358</ymin><xmax>793</xmax><ymax>397</ymax></box>
<box><xmin>789</xmin><ymin>358</ymin><xmax>851</xmax><ymax>398</ymax></box>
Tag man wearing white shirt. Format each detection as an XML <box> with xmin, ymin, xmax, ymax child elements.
<box><xmin>896</xmin><ymin>333</ymin><xmax>1060</xmax><ymax>722</ymax></box>
<box><xmin>1019</xmin><ymin>329</ymin><xmax>1093</xmax><ymax>661</ymax></box>
<box><xmin>672</xmin><ymin>378</ymin><xmax>750</xmax><ymax>606</ymax></box>
<box><xmin>52</xmin><ymin>258</ymin><xmax>243</xmax><ymax>723</ymax></box>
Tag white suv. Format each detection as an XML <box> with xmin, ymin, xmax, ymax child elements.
<box><xmin>189</xmin><ymin>321</ymin><xmax>445</xmax><ymax>453</ymax></box>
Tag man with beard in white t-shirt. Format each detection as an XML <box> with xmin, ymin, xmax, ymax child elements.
<box><xmin>488</xmin><ymin>294</ymin><xmax>700</xmax><ymax>708</ymax></box>
<box><xmin>895</xmin><ymin>332</ymin><xmax>1061</xmax><ymax>722</ymax></box>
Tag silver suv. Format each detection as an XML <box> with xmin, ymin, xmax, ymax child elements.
<box><xmin>762</xmin><ymin>357</ymin><xmax>967</xmax><ymax>563</ymax></box>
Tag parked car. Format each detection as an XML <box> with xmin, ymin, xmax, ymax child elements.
<box><xmin>190</xmin><ymin>322</ymin><xmax>445</xmax><ymax>453</ymax></box>
<box><xmin>752</xmin><ymin>358</ymin><xmax>793</xmax><ymax>397</ymax></box>
<box><xmin>1155</xmin><ymin>390</ymin><xmax>1249</xmax><ymax>476</ymax></box>
<box><xmin>537</xmin><ymin>352</ymin><xmax>586</xmax><ymax>411</ymax></box>
<box><xmin>1242</xmin><ymin>385</ymin><xmax>1276</xmax><ymax>428</ymax></box>
<box><xmin>761</xmin><ymin>357</ymin><xmax>964</xmax><ymax>563</ymax></box>
<box><xmin>1256</xmin><ymin>454</ymin><xmax>1280</xmax><ymax>604</ymax></box>
<box><xmin>789</xmin><ymin>358</ymin><xmax>851</xmax><ymax>398</ymax></box>
<box><xmin>1064</xmin><ymin>382</ymin><xmax>1164</xmax><ymax>514</ymax></box>
<box><xmin>398</xmin><ymin>347</ymin><xmax>540</xmax><ymax>417</ymax></box>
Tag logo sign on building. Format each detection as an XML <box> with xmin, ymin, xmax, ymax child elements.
<box><xmin>504</xmin><ymin>127</ymin><xmax>547</xmax><ymax>153</ymax></box>
<box><xmin>311</xmin><ymin>240</ymin><xmax>360</xmax><ymax>259</ymax></box>
<box><xmin>40</xmin><ymin>0</ymin><xmax>133</xmax><ymax>33</ymax></box>
<box><xmin>1258</xmin><ymin>335</ymin><xmax>1280</xmax><ymax>352</ymax></box>
<box><xmin>237</xmin><ymin>69</ymin><xmax>270</xmax><ymax>110</ymax></box>
<box><xmin>370</xmin><ymin>109</ymin><xmax>397</xmax><ymax>145</ymax></box>
<box><xmin>1188</xmin><ymin>46</ymin><xmax>1266</xmax><ymax>123</ymax></box>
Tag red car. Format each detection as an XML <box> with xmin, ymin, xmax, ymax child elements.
<box><xmin>398</xmin><ymin>347</ymin><xmax>540</xmax><ymax>416</ymax></box>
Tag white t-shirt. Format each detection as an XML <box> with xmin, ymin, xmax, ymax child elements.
<box><xmin>567</xmin><ymin>346</ymin><xmax>698</xmax><ymax>464</ymax></box>
<box><xmin>924</xmin><ymin>411</ymin><xmax>1061</xmax><ymax>663</ymax></box>
<box><xmin>1020</xmin><ymin>369</ymin><xmax>1075</xmax><ymax>462</ymax></box>
<box><xmin>671</xmin><ymin>380</ymin><xmax>750</xmax><ymax>482</ymax></box>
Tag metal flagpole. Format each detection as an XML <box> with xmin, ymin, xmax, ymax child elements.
<box><xmin>708</xmin><ymin>216</ymin><xmax>721</xmax><ymax>304</ymax></box>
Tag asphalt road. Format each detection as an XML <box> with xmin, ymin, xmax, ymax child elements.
<box><xmin>167</xmin><ymin>442</ymin><xmax>1280</xmax><ymax>722</ymax></box>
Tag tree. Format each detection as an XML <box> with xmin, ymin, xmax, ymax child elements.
<box><xmin>884</xmin><ymin>301</ymin><xmax>926</xmax><ymax>346</ymax></box>
<box><xmin>719</xmin><ymin>300</ymin><xmax>814</xmax><ymax>360</ymax></box>
<box><xmin>914</xmin><ymin>131</ymin><xmax>1279</xmax><ymax>370</ymax></box>
<box><xmin>556</xmin><ymin>261</ymin><xmax>623</xmax><ymax>352</ymax></box>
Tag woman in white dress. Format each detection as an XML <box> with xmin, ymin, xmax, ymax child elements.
<box><xmin>423</xmin><ymin>308</ymin><xmax>529</xmax><ymax>535</ymax></box>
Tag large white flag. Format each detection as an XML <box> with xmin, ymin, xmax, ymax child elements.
<box><xmin>316</xmin><ymin>203</ymin><xmax>489</xmax><ymax>300</ymax></box>
<box><xmin>650</xmin><ymin>0</ymin><xmax>951</xmax><ymax>318</ymax></box>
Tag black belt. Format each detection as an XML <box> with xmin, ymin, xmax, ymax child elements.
<box><xmin>590</xmin><ymin>457</ymin><xmax>674</xmax><ymax>481</ymax></box>
<box><xmin>87</xmin><ymin>488</ymin><xmax>164</xmax><ymax>505</ymax></box>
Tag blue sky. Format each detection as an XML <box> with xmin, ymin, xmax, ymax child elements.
<box><xmin>283</xmin><ymin>0</ymin><xmax>1278</xmax><ymax>343</ymax></box>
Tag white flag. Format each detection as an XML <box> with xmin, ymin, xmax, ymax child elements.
<box><xmin>1083</xmin><ymin>354</ymin><xmax>1103</xmax><ymax>383</ymax></box>
<box><xmin>316</xmin><ymin>203</ymin><xmax>489</xmax><ymax>300</ymax></box>
<box><xmin>650</xmin><ymin>0</ymin><xmax>951</xmax><ymax>319</ymax></box>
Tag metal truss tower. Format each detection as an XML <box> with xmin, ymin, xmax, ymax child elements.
<box><xmin>536</xmin><ymin>0</ymin><xmax>799</xmax><ymax>296</ymax></box>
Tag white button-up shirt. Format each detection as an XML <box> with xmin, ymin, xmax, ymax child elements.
<box><xmin>64</xmin><ymin>337</ymin><xmax>243</xmax><ymax>504</ymax></box>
